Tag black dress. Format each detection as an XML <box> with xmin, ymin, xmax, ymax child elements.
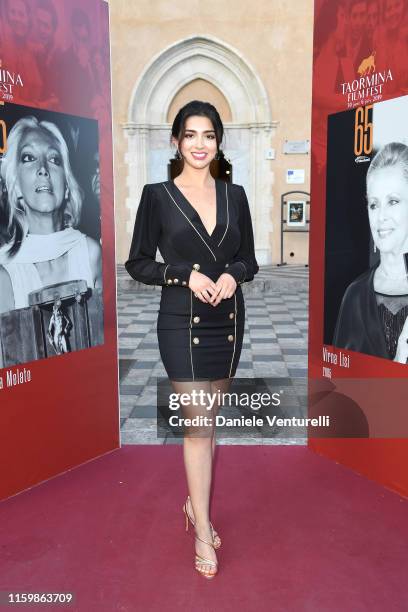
<box><xmin>125</xmin><ymin>179</ymin><xmax>259</xmax><ymax>381</ymax></box>
<box><xmin>333</xmin><ymin>265</ymin><xmax>408</xmax><ymax>361</ymax></box>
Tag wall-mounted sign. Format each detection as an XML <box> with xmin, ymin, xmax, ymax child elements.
<box><xmin>283</xmin><ymin>140</ymin><xmax>310</xmax><ymax>154</ymax></box>
<box><xmin>286</xmin><ymin>169</ymin><xmax>305</xmax><ymax>184</ymax></box>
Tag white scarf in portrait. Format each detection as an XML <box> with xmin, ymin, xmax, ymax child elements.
<box><xmin>0</xmin><ymin>228</ymin><xmax>83</xmax><ymax>264</ymax></box>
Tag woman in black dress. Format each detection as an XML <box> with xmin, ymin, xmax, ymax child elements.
<box><xmin>125</xmin><ymin>100</ymin><xmax>258</xmax><ymax>577</ymax></box>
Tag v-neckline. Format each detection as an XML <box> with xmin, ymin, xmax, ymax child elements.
<box><xmin>171</xmin><ymin>178</ymin><xmax>219</xmax><ymax>239</ymax></box>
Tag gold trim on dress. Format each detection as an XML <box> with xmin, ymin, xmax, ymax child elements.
<box><xmin>229</xmin><ymin>293</ymin><xmax>237</xmax><ymax>378</ymax></box>
<box><xmin>189</xmin><ymin>289</ymin><xmax>195</xmax><ymax>380</ymax></box>
<box><xmin>236</xmin><ymin>261</ymin><xmax>247</xmax><ymax>282</ymax></box>
<box><xmin>162</xmin><ymin>184</ymin><xmax>217</xmax><ymax>262</ymax></box>
<box><xmin>163</xmin><ymin>264</ymin><xmax>169</xmax><ymax>284</ymax></box>
<box><xmin>217</xmin><ymin>182</ymin><xmax>229</xmax><ymax>247</ymax></box>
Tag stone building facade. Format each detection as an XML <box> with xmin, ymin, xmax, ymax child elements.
<box><xmin>109</xmin><ymin>0</ymin><xmax>313</xmax><ymax>265</ymax></box>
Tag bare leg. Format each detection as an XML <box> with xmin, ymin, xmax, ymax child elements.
<box><xmin>185</xmin><ymin>377</ymin><xmax>233</xmax><ymax>542</ymax></box>
<box><xmin>210</xmin><ymin>377</ymin><xmax>233</xmax><ymax>456</ymax></box>
<box><xmin>171</xmin><ymin>379</ymin><xmax>217</xmax><ymax>576</ymax></box>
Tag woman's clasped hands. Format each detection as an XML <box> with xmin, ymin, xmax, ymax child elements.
<box><xmin>189</xmin><ymin>270</ymin><xmax>237</xmax><ymax>306</ymax></box>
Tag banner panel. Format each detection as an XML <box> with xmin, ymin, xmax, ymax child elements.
<box><xmin>0</xmin><ymin>0</ymin><xmax>119</xmax><ymax>500</ymax></box>
<box><xmin>310</xmin><ymin>0</ymin><xmax>408</xmax><ymax>496</ymax></box>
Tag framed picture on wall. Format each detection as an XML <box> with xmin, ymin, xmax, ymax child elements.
<box><xmin>287</xmin><ymin>200</ymin><xmax>306</xmax><ymax>227</ymax></box>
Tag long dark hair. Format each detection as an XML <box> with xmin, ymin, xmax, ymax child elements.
<box><xmin>171</xmin><ymin>100</ymin><xmax>224</xmax><ymax>153</ymax></box>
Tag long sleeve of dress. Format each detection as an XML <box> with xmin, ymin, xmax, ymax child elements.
<box><xmin>125</xmin><ymin>185</ymin><xmax>192</xmax><ymax>286</ymax></box>
<box><xmin>226</xmin><ymin>186</ymin><xmax>259</xmax><ymax>284</ymax></box>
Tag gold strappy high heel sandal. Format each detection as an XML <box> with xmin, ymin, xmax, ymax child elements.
<box><xmin>194</xmin><ymin>533</ymin><xmax>218</xmax><ymax>579</ymax></box>
<box><xmin>182</xmin><ymin>495</ymin><xmax>221</xmax><ymax>550</ymax></box>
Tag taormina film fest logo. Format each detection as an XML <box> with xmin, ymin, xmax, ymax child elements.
<box><xmin>341</xmin><ymin>51</ymin><xmax>393</xmax><ymax>109</ymax></box>
<box><xmin>0</xmin><ymin>60</ymin><xmax>24</xmax><ymax>102</ymax></box>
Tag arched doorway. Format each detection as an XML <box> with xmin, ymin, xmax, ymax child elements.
<box><xmin>124</xmin><ymin>35</ymin><xmax>277</xmax><ymax>264</ymax></box>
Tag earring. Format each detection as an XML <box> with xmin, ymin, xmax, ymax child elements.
<box><xmin>175</xmin><ymin>148</ymin><xmax>183</xmax><ymax>161</ymax></box>
<box><xmin>214</xmin><ymin>151</ymin><xmax>221</xmax><ymax>161</ymax></box>
<box><xmin>374</xmin><ymin>243</ymin><xmax>377</xmax><ymax>253</ymax></box>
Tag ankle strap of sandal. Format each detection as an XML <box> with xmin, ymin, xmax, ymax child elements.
<box><xmin>195</xmin><ymin>534</ymin><xmax>215</xmax><ymax>548</ymax></box>
<box><xmin>185</xmin><ymin>496</ymin><xmax>195</xmax><ymax>524</ymax></box>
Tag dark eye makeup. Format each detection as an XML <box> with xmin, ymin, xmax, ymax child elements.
<box><xmin>20</xmin><ymin>149</ymin><xmax>62</xmax><ymax>166</ymax></box>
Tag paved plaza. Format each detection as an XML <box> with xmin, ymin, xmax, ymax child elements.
<box><xmin>117</xmin><ymin>265</ymin><xmax>309</xmax><ymax>445</ymax></box>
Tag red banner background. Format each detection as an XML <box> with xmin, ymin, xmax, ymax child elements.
<box><xmin>0</xmin><ymin>0</ymin><xmax>119</xmax><ymax>501</ymax></box>
<box><xmin>309</xmin><ymin>0</ymin><xmax>408</xmax><ymax>497</ymax></box>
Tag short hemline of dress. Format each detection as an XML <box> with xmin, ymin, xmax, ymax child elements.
<box><xmin>157</xmin><ymin>283</ymin><xmax>245</xmax><ymax>382</ymax></box>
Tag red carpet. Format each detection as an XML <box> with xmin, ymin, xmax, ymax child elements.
<box><xmin>0</xmin><ymin>445</ymin><xmax>407</xmax><ymax>611</ymax></box>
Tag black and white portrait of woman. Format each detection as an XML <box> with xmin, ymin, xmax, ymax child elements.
<box><xmin>333</xmin><ymin>142</ymin><xmax>408</xmax><ymax>363</ymax></box>
<box><xmin>0</xmin><ymin>107</ymin><xmax>104</xmax><ymax>366</ymax></box>
<box><xmin>0</xmin><ymin>114</ymin><xmax>102</xmax><ymax>312</ymax></box>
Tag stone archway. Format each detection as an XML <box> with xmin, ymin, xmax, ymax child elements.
<box><xmin>124</xmin><ymin>35</ymin><xmax>277</xmax><ymax>264</ymax></box>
